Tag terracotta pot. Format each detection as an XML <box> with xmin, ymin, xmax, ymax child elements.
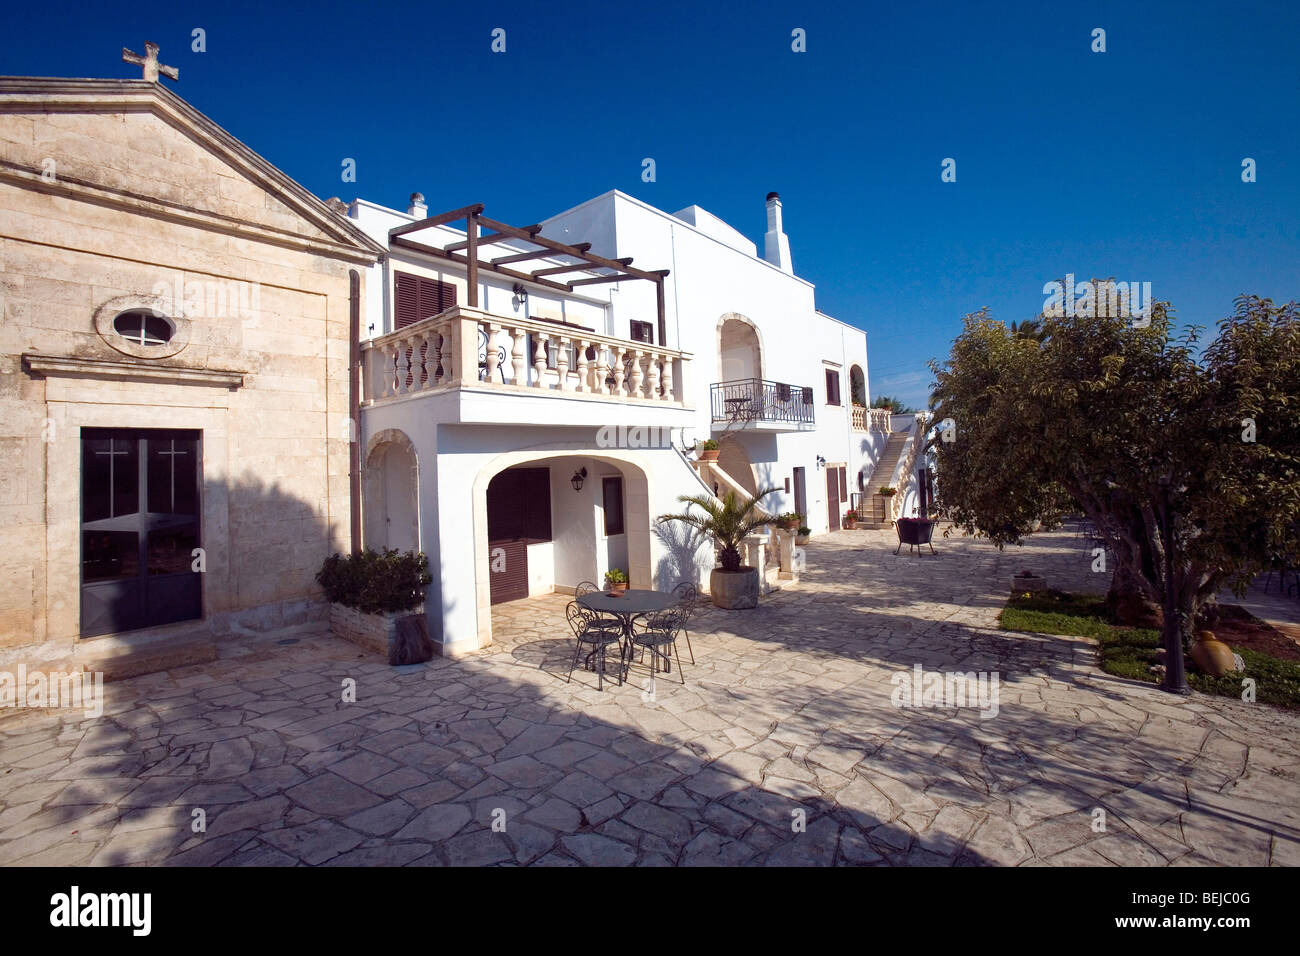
<box><xmin>699</xmin><ymin>449</ymin><xmax>721</xmax><ymax>461</ymax></box>
<box><xmin>795</xmin><ymin>534</ymin><xmax>810</xmax><ymax>546</ymax></box>
<box><xmin>604</xmin><ymin>582</ymin><xmax>628</xmax><ymax>594</ymax></box>
<box><xmin>1189</xmin><ymin>631</ymin><xmax>1238</xmax><ymax>677</ymax></box>
<box><xmin>844</xmin><ymin>519</ymin><xmax>857</xmax><ymax>530</ymax></box>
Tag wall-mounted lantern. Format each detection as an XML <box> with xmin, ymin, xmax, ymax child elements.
<box><xmin>571</xmin><ymin>467</ymin><xmax>588</xmax><ymax>492</ymax></box>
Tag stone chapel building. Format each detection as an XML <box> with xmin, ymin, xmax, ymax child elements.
<box><xmin>0</xmin><ymin>69</ymin><xmax>383</xmax><ymax>671</ymax></box>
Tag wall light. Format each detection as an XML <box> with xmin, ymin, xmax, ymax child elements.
<box><xmin>571</xmin><ymin>467</ymin><xmax>588</xmax><ymax>492</ymax></box>
<box><xmin>816</xmin><ymin>455</ymin><xmax>827</xmax><ymax>469</ymax></box>
<box><xmin>512</xmin><ymin>282</ymin><xmax>529</xmax><ymax>306</ymax></box>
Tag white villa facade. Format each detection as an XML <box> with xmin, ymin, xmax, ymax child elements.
<box><xmin>351</xmin><ymin>190</ymin><xmax>905</xmax><ymax>656</ymax></box>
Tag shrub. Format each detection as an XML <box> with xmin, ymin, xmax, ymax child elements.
<box><xmin>797</xmin><ymin>526</ymin><xmax>811</xmax><ymax>536</ymax></box>
<box><xmin>316</xmin><ymin>548</ymin><xmax>432</xmax><ymax>615</ymax></box>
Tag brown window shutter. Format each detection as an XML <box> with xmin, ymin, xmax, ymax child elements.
<box><xmin>394</xmin><ymin>272</ymin><xmax>419</xmax><ymax>329</ymax></box>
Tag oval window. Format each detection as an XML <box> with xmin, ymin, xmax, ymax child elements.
<box><xmin>113</xmin><ymin>310</ymin><xmax>174</xmax><ymax>347</ymax></box>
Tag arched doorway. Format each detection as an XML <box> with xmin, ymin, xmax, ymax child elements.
<box><xmin>471</xmin><ymin>451</ymin><xmax>652</xmax><ymax>647</ymax></box>
<box><xmin>849</xmin><ymin>364</ymin><xmax>866</xmax><ymax>406</ymax></box>
<box><xmin>717</xmin><ymin>313</ymin><xmax>763</xmax><ymax>383</ymax></box>
<box><xmin>364</xmin><ymin>429</ymin><xmax>419</xmax><ymax>552</ymax></box>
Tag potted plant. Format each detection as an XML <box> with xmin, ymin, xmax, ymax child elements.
<box><xmin>698</xmin><ymin>439</ymin><xmax>721</xmax><ymax>462</ymax></box>
<box><xmin>776</xmin><ymin>511</ymin><xmax>803</xmax><ymax>532</ymax></box>
<box><xmin>877</xmin><ymin>486</ymin><xmax>897</xmax><ymax>498</ymax></box>
<box><xmin>603</xmin><ymin>568</ymin><xmax>629</xmax><ymax>594</ymax></box>
<box><xmin>795</xmin><ymin>526</ymin><xmax>811</xmax><ymax>546</ymax></box>
<box><xmin>843</xmin><ymin>509</ymin><xmax>859</xmax><ymax>530</ymax></box>
<box><xmin>658</xmin><ymin>486</ymin><xmax>778</xmax><ymax>609</ymax></box>
<box><xmin>317</xmin><ymin>548</ymin><xmax>435</xmax><ymax>665</ymax></box>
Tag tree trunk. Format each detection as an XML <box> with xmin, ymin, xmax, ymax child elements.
<box><xmin>1107</xmin><ymin>560</ymin><xmax>1163</xmax><ymax>628</ymax></box>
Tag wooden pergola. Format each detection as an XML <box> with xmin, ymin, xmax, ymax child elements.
<box><xmin>389</xmin><ymin>204</ymin><xmax>669</xmax><ymax>344</ymax></box>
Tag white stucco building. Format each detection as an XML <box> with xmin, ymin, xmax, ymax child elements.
<box><xmin>349</xmin><ymin>190</ymin><xmax>901</xmax><ymax>656</ymax></box>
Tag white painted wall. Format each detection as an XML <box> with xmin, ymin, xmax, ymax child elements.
<box><xmin>543</xmin><ymin>190</ymin><xmax>877</xmax><ymax>533</ymax></box>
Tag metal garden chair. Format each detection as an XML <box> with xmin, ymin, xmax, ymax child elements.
<box><xmin>565</xmin><ymin>602</ymin><xmax>624</xmax><ymax>691</ymax></box>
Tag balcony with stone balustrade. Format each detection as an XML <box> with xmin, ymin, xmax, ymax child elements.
<box><xmin>360</xmin><ymin>306</ymin><xmax>695</xmax><ymax>428</ymax></box>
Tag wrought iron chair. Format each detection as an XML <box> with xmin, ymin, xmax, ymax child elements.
<box><xmin>629</xmin><ymin>607</ymin><xmax>688</xmax><ymax>685</ymax></box>
<box><xmin>649</xmin><ymin>581</ymin><xmax>698</xmax><ymax>664</ymax></box>
<box><xmin>565</xmin><ymin>602</ymin><xmax>624</xmax><ymax>691</ymax></box>
<box><xmin>574</xmin><ymin>580</ymin><xmax>601</xmax><ymax>598</ymax></box>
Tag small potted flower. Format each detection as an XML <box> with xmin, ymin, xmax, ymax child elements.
<box><xmin>603</xmin><ymin>568</ymin><xmax>629</xmax><ymax>594</ymax></box>
<box><xmin>844</xmin><ymin>509</ymin><xmax>860</xmax><ymax>530</ymax></box>
<box><xmin>795</xmin><ymin>525</ymin><xmax>811</xmax><ymax>546</ymax></box>
<box><xmin>698</xmin><ymin>439</ymin><xmax>720</xmax><ymax>462</ymax></box>
<box><xmin>877</xmin><ymin>486</ymin><xmax>897</xmax><ymax>498</ymax></box>
<box><xmin>777</xmin><ymin>511</ymin><xmax>803</xmax><ymax>532</ymax></box>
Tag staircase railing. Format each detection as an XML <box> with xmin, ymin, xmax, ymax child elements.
<box><xmin>888</xmin><ymin>413</ymin><xmax>929</xmax><ymax>523</ymax></box>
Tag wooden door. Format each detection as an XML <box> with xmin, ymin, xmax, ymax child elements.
<box><xmin>826</xmin><ymin>468</ymin><xmax>840</xmax><ymax>531</ymax></box>
<box><xmin>488</xmin><ymin>538</ymin><xmax>529</xmax><ymax>605</ymax></box>
<box><xmin>792</xmin><ymin>467</ymin><xmax>807</xmax><ymax>523</ymax></box>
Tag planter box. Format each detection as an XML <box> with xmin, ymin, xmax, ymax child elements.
<box><xmin>329</xmin><ymin>604</ymin><xmax>433</xmax><ymax>665</ymax></box>
<box><xmin>1009</xmin><ymin>574</ymin><xmax>1046</xmax><ymax>595</ymax></box>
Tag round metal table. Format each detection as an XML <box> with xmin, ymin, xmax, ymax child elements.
<box><xmin>578</xmin><ymin>588</ymin><xmax>682</xmax><ymax>675</ymax></box>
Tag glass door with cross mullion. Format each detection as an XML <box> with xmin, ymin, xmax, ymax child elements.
<box><xmin>80</xmin><ymin>428</ymin><xmax>202</xmax><ymax>637</ymax></box>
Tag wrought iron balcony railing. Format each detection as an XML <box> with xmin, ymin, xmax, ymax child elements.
<box><xmin>710</xmin><ymin>378</ymin><xmax>815</xmax><ymax>426</ymax></box>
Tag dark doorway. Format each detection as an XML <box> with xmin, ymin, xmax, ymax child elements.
<box><xmin>792</xmin><ymin>467</ymin><xmax>807</xmax><ymax>526</ymax></box>
<box><xmin>80</xmin><ymin>427</ymin><xmax>202</xmax><ymax>637</ymax></box>
<box><xmin>826</xmin><ymin>468</ymin><xmax>841</xmax><ymax>531</ymax></box>
<box><xmin>487</xmin><ymin>466</ymin><xmax>551</xmax><ymax>605</ymax></box>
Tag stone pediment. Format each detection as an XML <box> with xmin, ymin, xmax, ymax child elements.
<box><xmin>0</xmin><ymin>77</ymin><xmax>383</xmax><ymax>264</ymax></box>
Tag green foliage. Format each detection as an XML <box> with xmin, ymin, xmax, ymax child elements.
<box><xmin>797</xmin><ymin>526</ymin><xmax>811</xmax><ymax>536</ymax></box>
<box><xmin>1000</xmin><ymin>591</ymin><xmax>1300</xmax><ymax>709</ymax></box>
<box><xmin>776</xmin><ymin>511</ymin><xmax>804</xmax><ymax>526</ymax></box>
<box><xmin>316</xmin><ymin>548</ymin><xmax>432</xmax><ymax>615</ymax></box>
<box><xmin>930</xmin><ymin>291</ymin><xmax>1300</xmax><ymax>689</ymax></box>
<box><xmin>658</xmin><ymin>487</ymin><xmax>778</xmax><ymax>572</ymax></box>
<box><xmin>877</xmin><ymin>486</ymin><xmax>896</xmax><ymax>496</ymax></box>
<box><xmin>603</xmin><ymin>567</ymin><xmax>628</xmax><ymax>585</ymax></box>
<box><xmin>700</xmin><ymin>439</ymin><xmax>720</xmax><ymax>451</ymax></box>
<box><xmin>871</xmin><ymin>395</ymin><xmax>915</xmax><ymax>414</ymax></box>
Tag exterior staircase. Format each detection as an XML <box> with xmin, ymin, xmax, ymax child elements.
<box><xmin>860</xmin><ymin>430</ymin><xmax>910</xmax><ymax>527</ymax></box>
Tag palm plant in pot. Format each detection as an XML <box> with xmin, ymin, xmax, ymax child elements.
<box><xmin>658</xmin><ymin>486</ymin><xmax>778</xmax><ymax>609</ymax></box>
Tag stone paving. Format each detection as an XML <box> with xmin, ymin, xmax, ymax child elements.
<box><xmin>2</xmin><ymin>525</ymin><xmax>1298</xmax><ymax>866</ymax></box>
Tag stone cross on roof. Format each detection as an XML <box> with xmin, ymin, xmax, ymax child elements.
<box><xmin>122</xmin><ymin>42</ymin><xmax>178</xmax><ymax>83</ymax></box>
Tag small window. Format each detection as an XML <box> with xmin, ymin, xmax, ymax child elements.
<box><xmin>113</xmin><ymin>310</ymin><xmax>173</xmax><ymax>347</ymax></box>
<box><xmin>630</xmin><ymin>320</ymin><xmax>654</xmax><ymax>344</ymax></box>
<box><xmin>825</xmin><ymin>368</ymin><xmax>841</xmax><ymax>405</ymax></box>
<box><xmin>603</xmin><ymin>476</ymin><xmax>625</xmax><ymax>536</ymax></box>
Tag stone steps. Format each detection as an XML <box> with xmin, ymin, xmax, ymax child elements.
<box><xmin>76</xmin><ymin>637</ymin><xmax>218</xmax><ymax>682</ymax></box>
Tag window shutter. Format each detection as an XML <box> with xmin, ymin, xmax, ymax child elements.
<box><xmin>394</xmin><ymin>272</ymin><xmax>419</xmax><ymax>329</ymax></box>
<box><xmin>396</xmin><ymin>272</ymin><xmax>457</xmax><ymax>328</ymax></box>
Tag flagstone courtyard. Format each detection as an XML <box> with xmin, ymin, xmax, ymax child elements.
<box><xmin>1</xmin><ymin>526</ymin><xmax>1298</xmax><ymax>867</ymax></box>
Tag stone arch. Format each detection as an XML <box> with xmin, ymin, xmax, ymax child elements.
<box><xmin>849</xmin><ymin>363</ymin><xmax>866</xmax><ymax>406</ymax></box>
<box><xmin>716</xmin><ymin>312</ymin><xmax>765</xmax><ymax>383</ymax></box>
<box><xmin>363</xmin><ymin>428</ymin><xmax>419</xmax><ymax>553</ymax></box>
<box><xmin>470</xmin><ymin>447</ymin><xmax>652</xmax><ymax>648</ymax></box>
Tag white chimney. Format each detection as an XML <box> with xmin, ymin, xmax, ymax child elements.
<box><xmin>763</xmin><ymin>191</ymin><xmax>792</xmax><ymax>273</ymax></box>
<box><xmin>407</xmin><ymin>192</ymin><xmax>427</xmax><ymax>218</ymax></box>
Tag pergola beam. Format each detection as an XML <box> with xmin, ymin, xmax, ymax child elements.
<box><xmin>388</xmin><ymin>203</ymin><xmax>484</xmax><ymax>239</ymax></box>
<box><xmin>391</xmin><ymin>236</ymin><xmax>574</xmax><ymax>295</ymax></box>
<box><xmin>491</xmin><ymin>243</ymin><xmax>589</xmax><ymax>265</ymax></box>
<box><xmin>477</xmin><ymin>215</ymin><xmax>662</xmax><ymax>283</ymax></box>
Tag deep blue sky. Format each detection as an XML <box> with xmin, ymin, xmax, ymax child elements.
<box><xmin>5</xmin><ymin>0</ymin><xmax>1296</xmax><ymax>408</ymax></box>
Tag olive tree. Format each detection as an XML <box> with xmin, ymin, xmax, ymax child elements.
<box><xmin>928</xmin><ymin>293</ymin><xmax>1299</xmax><ymax>693</ymax></box>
